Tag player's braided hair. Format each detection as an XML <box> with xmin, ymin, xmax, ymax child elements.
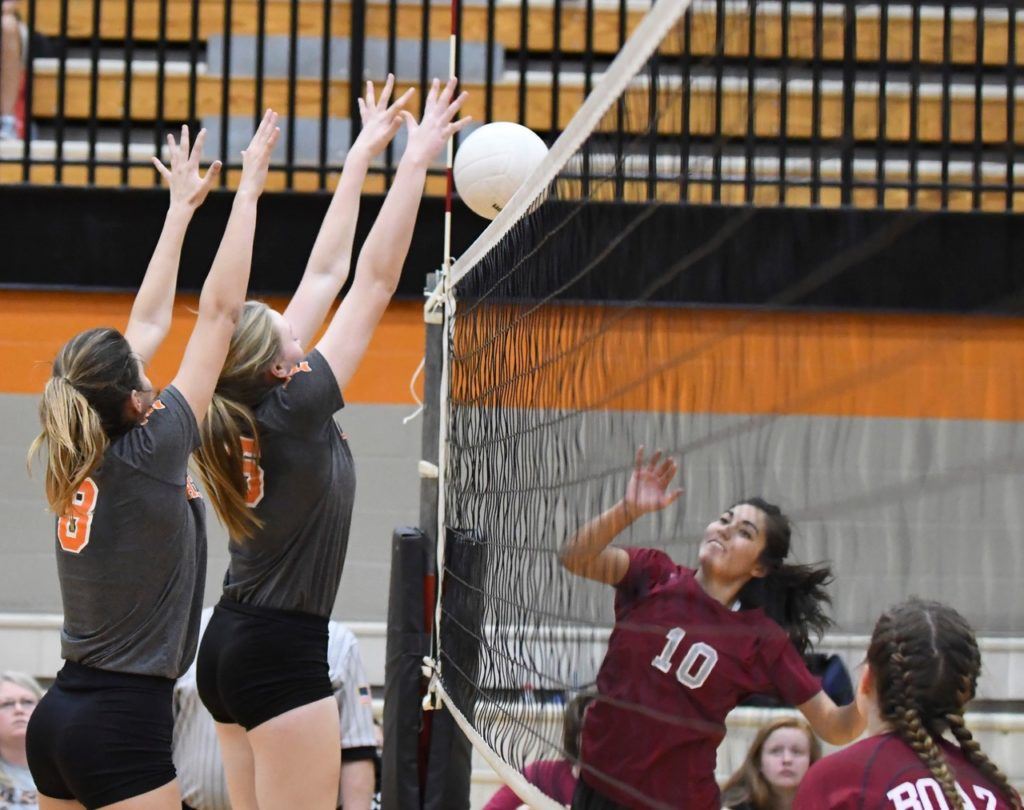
<box><xmin>193</xmin><ymin>301</ymin><xmax>281</xmax><ymax>539</ymax></box>
<box><xmin>735</xmin><ymin>497</ymin><xmax>833</xmax><ymax>654</ymax></box>
<box><xmin>946</xmin><ymin>713</ymin><xmax>1020</xmax><ymax>808</ymax></box>
<box><xmin>868</xmin><ymin>599</ymin><xmax>1020</xmax><ymax>810</ymax></box>
<box><xmin>28</xmin><ymin>328</ymin><xmax>143</xmax><ymax>515</ymax></box>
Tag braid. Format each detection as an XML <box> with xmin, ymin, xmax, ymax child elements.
<box><xmin>946</xmin><ymin>713</ymin><xmax>1022</xmax><ymax>809</ymax></box>
<box><xmin>884</xmin><ymin>640</ymin><xmax>962</xmax><ymax>810</ymax></box>
<box><xmin>869</xmin><ymin>600</ymin><xmax>1020</xmax><ymax>810</ymax></box>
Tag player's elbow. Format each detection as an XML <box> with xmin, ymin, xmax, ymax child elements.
<box><xmin>558</xmin><ymin>544</ymin><xmax>589</xmax><ymax>577</ymax></box>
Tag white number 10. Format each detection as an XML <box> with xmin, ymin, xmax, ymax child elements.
<box><xmin>650</xmin><ymin>628</ymin><xmax>718</xmax><ymax>689</ymax></box>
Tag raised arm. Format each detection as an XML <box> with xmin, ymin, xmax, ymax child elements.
<box><xmin>284</xmin><ymin>75</ymin><xmax>414</xmax><ymax>348</ymax></box>
<box><xmin>124</xmin><ymin>126</ymin><xmax>221</xmax><ymax>364</ymax></box>
<box><xmin>560</xmin><ymin>448</ymin><xmax>683</xmax><ymax>585</ymax></box>
<box><xmin>170</xmin><ymin>110</ymin><xmax>280</xmax><ymax>422</ymax></box>
<box><xmin>797</xmin><ymin>690</ymin><xmax>865</xmax><ymax>745</ymax></box>
<box><xmin>315</xmin><ymin>76</ymin><xmax>470</xmax><ymax>392</ymax></box>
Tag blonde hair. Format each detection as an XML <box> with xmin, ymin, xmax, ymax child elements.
<box><xmin>720</xmin><ymin>717</ymin><xmax>821</xmax><ymax>810</ymax></box>
<box><xmin>0</xmin><ymin>671</ymin><xmax>43</xmax><ymax>701</ymax></box>
<box><xmin>193</xmin><ymin>301</ymin><xmax>282</xmax><ymax>540</ymax></box>
<box><xmin>27</xmin><ymin>328</ymin><xmax>141</xmax><ymax>516</ymax></box>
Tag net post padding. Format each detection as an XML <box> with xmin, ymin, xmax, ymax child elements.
<box><xmin>381</xmin><ymin>527</ymin><xmax>431</xmax><ymax>810</ymax></box>
<box><xmin>430</xmin><ymin>0</ymin><xmax>691</xmax><ymax>301</ymax></box>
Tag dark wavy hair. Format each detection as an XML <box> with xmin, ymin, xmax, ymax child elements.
<box><xmin>733</xmin><ymin>497</ymin><xmax>833</xmax><ymax>655</ymax></box>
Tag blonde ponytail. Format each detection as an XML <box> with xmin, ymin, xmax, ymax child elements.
<box><xmin>194</xmin><ymin>392</ymin><xmax>264</xmax><ymax>539</ymax></box>
<box><xmin>192</xmin><ymin>300</ymin><xmax>282</xmax><ymax>541</ymax></box>
<box><xmin>28</xmin><ymin>376</ymin><xmax>109</xmax><ymax>516</ymax></box>
<box><xmin>27</xmin><ymin>328</ymin><xmax>141</xmax><ymax>517</ymax></box>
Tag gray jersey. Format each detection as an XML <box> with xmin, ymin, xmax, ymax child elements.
<box><xmin>174</xmin><ymin>609</ymin><xmax>376</xmax><ymax>810</ymax></box>
<box><xmin>55</xmin><ymin>385</ymin><xmax>206</xmax><ymax>680</ymax></box>
<box><xmin>221</xmin><ymin>350</ymin><xmax>356</xmax><ymax>617</ymax></box>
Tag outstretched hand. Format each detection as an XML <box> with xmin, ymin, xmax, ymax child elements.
<box><xmin>152</xmin><ymin>125</ymin><xmax>222</xmax><ymax>211</ymax></box>
<box><xmin>401</xmin><ymin>76</ymin><xmax>471</xmax><ymax>167</ymax></box>
<box><xmin>351</xmin><ymin>74</ymin><xmax>415</xmax><ymax>160</ymax></box>
<box><xmin>624</xmin><ymin>447</ymin><xmax>684</xmax><ymax>518</ymax></box>
<box><xmin>237</xmin><ymin>109</ymin><xmax>281</xmax><ymax>198</ymax></box>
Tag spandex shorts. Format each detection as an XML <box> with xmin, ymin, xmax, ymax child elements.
<box><xmin>196</xmin><ymin>597</ymin><xmax>331</xmax><ymax>730</ymax></box>
<box><xmin>25</xmin><ymin>660</ymin><xmax>176</xmax><ymax>809</ymax></box>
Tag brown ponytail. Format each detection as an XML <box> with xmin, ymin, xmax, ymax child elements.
<box><xmin>27</xmin><ymin>328</ymin><xmax>142</xmax><ymax>515</ymax></box>
<box><xmin>192</xmin><ymin>301</ymin><xmax>281</xmax><ymax>540</ymax></box>
<box><xmin>868</xmin><ymin>599</ymin><xmax>1020</xmax><ymax>810</ymax></box>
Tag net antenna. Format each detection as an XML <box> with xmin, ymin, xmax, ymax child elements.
<box><xmin>423</xmin><ymin>0</ymin><xmax>692</xmax><ymax>806</ymax></box>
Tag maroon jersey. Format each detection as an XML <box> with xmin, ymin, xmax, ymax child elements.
<box><xmin>795</xmin><ymin>733</ymin><xmax>1018</xmax><ymax>810</ymax></box>
<box><xmin>579</xmin><ymin>548</ymin><xmax>820</xmax><ymax>809</ymax></box>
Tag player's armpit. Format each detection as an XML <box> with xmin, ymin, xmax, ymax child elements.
<box><xmin>797</xmin><ymin>690</ymin><xmax>866</xmax><ymax>745</ymax></box>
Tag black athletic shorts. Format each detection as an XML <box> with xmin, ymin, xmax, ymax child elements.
<box><xmin>196</xmin><ymin>596</ymin><xmax>331</xmax><ymax>730</ymax></box>
<box><xmin>572</xmin><ymin>778</ymin><xmax>631</xmax><ymax>810</ymax></box>
<box><xmin>25</xmin><ymin>660</ymin><xmax>176</xmax><ymax>809</ymax></box>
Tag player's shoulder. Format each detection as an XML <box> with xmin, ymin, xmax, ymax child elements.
<box><xmin>624</xmin><ymin>546</ymin><xmax>690</xmax><ymax>578</ymax></box>
<box><xmin>796</xmin><ymin>740</ymin><xmax>874</xmax><ymax>810</ymax></box>
<box><xmin>800</xmin><ymin>734</ymin><xmax>905</xmax><ymax>792</ymax></box>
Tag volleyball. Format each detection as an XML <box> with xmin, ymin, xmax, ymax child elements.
<box><xmin>453</xmin><ymin>122</ymin><xmax>549</xmax><ymax>220</ymax></box>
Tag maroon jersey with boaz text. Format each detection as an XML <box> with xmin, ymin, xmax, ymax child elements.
<box><xmin>579</xmin><ymin>548</ymin><xmax>821</xmax><ymax>809</ymax></box>
<box><xmin>794</xmin><ymin>733</ymin><xmax>1019</xmax><ymax>810</ymax></box>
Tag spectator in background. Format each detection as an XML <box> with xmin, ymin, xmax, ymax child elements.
<box><xmin>174</xmin><ymin>608</ymin><xmax>377</xmax><ymax>810</ymax></box>
<box><xmin>0</xmin><ymin>672</ymin><xmax>42</xmax><ymax>810</ymax></box>
<box><xmin>483</xmin><ymin>693</ymin><xmax>594</xmax><ymax>810</ymax></box>
<box><xmin>0</xmin><ymin>0</ymin><xmax>25</xmax><ymax>140</ymax></box>
<box><xmin>720</xmin><ymin>717</ymin><xmax>821</xmax><ymax>810</ymax></box>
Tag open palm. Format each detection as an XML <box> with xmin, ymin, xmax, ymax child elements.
<box><xmin>624</xmin><ymin>447</ymin><xmax>683</xmax><ymax>517</ymax></box>
<box><xmin>352</xmin><ymin>74</ymin><xmax>414</xmax><ymax>159</ymax></box>
<box><xmin>152</xmin><ymin>125</ymin><xmax>221</xmax><ymax>210</ymax></box>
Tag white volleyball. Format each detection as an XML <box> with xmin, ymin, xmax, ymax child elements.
<box><xmin>453</xmin><ymin>122</ymin><xmax>549</xmax><ymax>220</ymax></box>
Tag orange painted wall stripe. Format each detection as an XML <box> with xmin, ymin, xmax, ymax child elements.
<box><xmin>450</xmin><ymin>304</ymin><xmax>1024</xmax><ymax>422</ymax></box>
<box><xmin>4</xmin><ymin>290</ymin><xmax>1024</xmax><ymax>421</ymax></box>
<box><xmin>0</xmin><ymin>290</ymin><xmax>425</xmax><ymax>404</ymax></box>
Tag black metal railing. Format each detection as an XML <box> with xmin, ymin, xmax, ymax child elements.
<box><xmin>0</xmin><ymin>0</ymin><xmax>1021</xmax><ymax>210</ymax></box>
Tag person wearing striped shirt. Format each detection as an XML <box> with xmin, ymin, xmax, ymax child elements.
<box><xmin>173</xmin><ymin>608</ymin><xmax>377</xmax><ymax>810</ymax></box>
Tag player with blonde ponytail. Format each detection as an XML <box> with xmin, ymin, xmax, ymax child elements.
<box><xmin>193</xmin><ymin>76</ymin><xmax>469</xmax><ymax>810</ymax></box>
<box><xmin>23</xmin><ymin>112</ymin><xmax>280</xmax><ymax>810</ymax></box>
<box><xmin>795</xmin><ymin>598</ymin><xmax>1020</xmax><ymax>809</ymax></box>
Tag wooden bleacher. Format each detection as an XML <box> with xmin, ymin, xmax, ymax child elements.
<box><xmin>4</xmin><ymin>0</ymin><xmax>1023</xmax><ymax>210</ymax></box>
<box><xmin>18</xmin><ymin>0</ymin><xmax>1024</xmax><ymax>64</ymax></box>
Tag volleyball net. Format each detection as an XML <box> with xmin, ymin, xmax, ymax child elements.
<box><xmin>423</xmin><ymin>0</ymin><xmax>1024</xmax><ymax>805</ymax></box>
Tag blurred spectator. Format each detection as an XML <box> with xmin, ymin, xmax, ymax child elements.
<box><xmin>483</xmin><ymin>693</ymin><xmax>594</xmax><ymax>810</ymax></box>
<box><xmin>0</xmin><ymin>0</ymin><xmax>25</xmax><ymax>140</ymax></box>
<box><xmin>174</xmin><ymin>608</ymin><xmax>377</xmax><ymax>810</ymax></box>
<box><xmin>0</xmin><ymin>672</ymin><xmax>42</xmax><ymax>810</ymax></box>
<box><xmin>720</xmin><ymin>717</ymin><xmax>821</xmax><ymax>810</ymax></box>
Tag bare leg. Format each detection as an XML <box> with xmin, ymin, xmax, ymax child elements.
<box><xmin>38</xmin><ymin>797</ymin><xmax>86</xmax><ymax>810</ymax></box>
<box><xmin>214</xmin><ymin>721</ymin><xmax>259</xmax><ymax>810</ymax></box>
<box><xmin>340</xmin><ymin>758</ymin><xmax>376</xmax><ymax>810</ymax></box>
<box><xmin>97</xmin><ymin>780</ymin><xmax>181</xmax><ymax>810</ymax></box>
<box><xmin>248</xmin><ymin>696</ymin><xmax>341</xmax><ymax>810</ymax></box>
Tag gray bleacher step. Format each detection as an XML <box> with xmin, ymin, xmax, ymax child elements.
<box><xmin>206</xmin><ymin>34</ymin><xmax>502</xmax><ymax>83</ymax></box>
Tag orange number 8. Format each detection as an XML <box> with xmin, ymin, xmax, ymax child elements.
<box><xmin>240</xmin><ymin>437</ymin><xmax>265</xmax><ymax>507</ymax></box>
<box><xmin>57</xmin><ymin>477</ymin><xmax>99</xmax><ymax>554</ymax></box>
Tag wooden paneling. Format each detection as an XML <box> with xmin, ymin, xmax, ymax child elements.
<box><xmin>25</xmin><ymin>65</ymin><xmax>1024</xmax><ymax>146</ymax></box>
